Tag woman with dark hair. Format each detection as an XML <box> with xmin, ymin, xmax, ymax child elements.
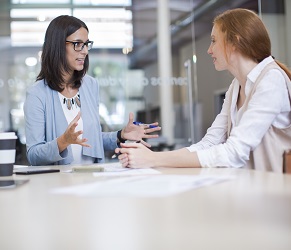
<box><xmin>116</xmin><ymin>8</ymin><xmax>291</xmax><ymax>172</ymax></box>
<box><xmin>24</xmin><ymin>15</ymin><xmax>160</xmax><ymax>166</ymax></box>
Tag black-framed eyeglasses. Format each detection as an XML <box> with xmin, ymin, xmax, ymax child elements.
<box><xmin>66</xmin><ymin>40</ymin><xmax>94</xmax><ymax>51</ymax></box>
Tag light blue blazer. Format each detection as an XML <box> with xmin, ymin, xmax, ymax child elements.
<box><xmin>24</xmin><ymin>75</ymin><xmax>118</xmax><ymax>166</ymax></box>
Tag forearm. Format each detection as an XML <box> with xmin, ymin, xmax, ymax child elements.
<box><xmin>153</xmin><ymin>148</ymin><xmax>201</xmax><ymax>168</ymax></box>
<box><xmin>27</xmin><ymin>139</ymin><xmax>65</xmax><ymax>166</ymax></box>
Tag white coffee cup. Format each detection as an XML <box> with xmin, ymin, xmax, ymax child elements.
<box><xmin>0</xmin><ymin>132</ymin><xmax>18</xmax><ymax>176</ymax></box>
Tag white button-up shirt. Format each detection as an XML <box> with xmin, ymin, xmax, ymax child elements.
<box><xmin>187</xmin><ymin>56</ymin><xmax>291</xmax><ymax>168</ymax></box>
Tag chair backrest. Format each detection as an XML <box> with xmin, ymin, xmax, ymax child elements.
<box><xmin>283</xmin><ymin>150</ymin><xmax>291</xmax><ymax>174</ymax></box>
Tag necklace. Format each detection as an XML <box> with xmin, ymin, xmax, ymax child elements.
<box><xmin>63</xmin><ymin>94</ymin><xmax>81</xmax><ymax>110</ymax></box>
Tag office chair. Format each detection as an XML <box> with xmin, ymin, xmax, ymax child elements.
<box><xmin>283</xmin><ymin>150</ymin><xmax>291</xmax><ymax>174</ymax></box>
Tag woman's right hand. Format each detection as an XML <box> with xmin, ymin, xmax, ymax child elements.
<box><xmin>57</xmin><ymin>111</ymin><xmax>90</xmax><ymax>152</ymax></box>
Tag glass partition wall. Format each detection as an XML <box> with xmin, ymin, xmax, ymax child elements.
<box><xmin>259</xmin><ymin>0</ymin><xmax>290</xmax><ymax>68</ymax></box>
<box><xmin>0</xmin><ymin>0</ymin><xmax>135</xmax><ymax>163</ymax></box>
<box><xmin>1</xmin><ymin>1</ymin><xmax>134</xmax><ymax>163</ymax></box>
<box><xmin>0</xmin><ymin>0</ymin><xmax>289</xmax><ymax>163</ymax></box>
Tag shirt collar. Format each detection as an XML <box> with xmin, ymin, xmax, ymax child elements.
<box><xmin>247</xmin><ymin>56</ymin><xmax>274</xmax><ymax>83</ymax></box>
<box><xmin>231</xmin><ymin>56</ymin><xmax>274</xmax><ymax>118</ymax></box>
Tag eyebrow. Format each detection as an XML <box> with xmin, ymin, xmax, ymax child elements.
<box><xmin>69</xmin><ymin>39</ymin><xmax>90</xmax><ymax>42</ymax></box>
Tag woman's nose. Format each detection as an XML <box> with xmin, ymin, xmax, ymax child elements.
<box><xmin>81</xmin><ymin>46</ymin><xmax>88</xmax><ymax>54</ymax></box>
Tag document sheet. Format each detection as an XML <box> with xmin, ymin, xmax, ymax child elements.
<box><xmin>51</xmin><ymin>174</ymin><xmax>234</xmax><ymax>197</ymax></box>
<box><xmin>93</xmin><ymin>162</ymin><xmax>161</xmax><ymax>176</ymax></box>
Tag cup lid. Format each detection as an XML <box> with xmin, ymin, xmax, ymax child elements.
<box><xmin>0</xmin><ymin>132</ymin><xmax>17</xmax><ymax>140</ymax></box>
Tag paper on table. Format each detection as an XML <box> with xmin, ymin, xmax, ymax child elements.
<box><xmin>51</xmin><ymin>175</ymin><xmax>235</xmax><ymax>197</ymax></box>
<box><xmin>92</xmin><ymin>162</ymin><xmax>160</xmax><ymax>176</ymax></box>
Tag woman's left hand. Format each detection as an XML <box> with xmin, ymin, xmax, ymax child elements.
<box><xmin>115</xmin><ymin>142</ymin><xmax>155</xmax><ymax>168</ymax></box>
<box><xmin>121</xmin><ymin>112</ymin><xmax>161</xmax><ymax>147</ymax></box>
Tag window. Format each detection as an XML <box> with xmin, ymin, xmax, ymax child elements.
<box><xmin>10</xmin><ymin>1</ymin><xmax>132</xmax><ymax>48</ymax></box>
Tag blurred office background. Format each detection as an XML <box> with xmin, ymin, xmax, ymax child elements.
<box><xmin>0</xmin><ymin>0</ymin><xmax>290</xmax><ymax>164</ymax></box>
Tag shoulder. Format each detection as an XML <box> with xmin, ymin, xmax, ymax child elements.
<box><xmin>27</xmin><ymin>79</ymin><xmax>50</xmax><ymax>95</ymax></box>
<box><xmin>251</xmin><ymin>63</ymin><xmax>288</xmax><ymax>105</ymax></box>
<box><xmin>256</xmin><ymin>59</ymin><xmax>286</xmax><ymax>84</ymax></box>
<box><xmin>81</xmin><ymin>75</ymin><xmax>99</xmax><ymax>92</ymax></box>
<box><xmin>82</xmin><ymin>75</ymin><xmax>98</xmax><ymax>85</ymax></box>
<box><xmin>26</xmin><ymin>79</ymin><xmax>47</xmax><ymax>97</ymax></box>
<box><xmin>249</xmin><ymin>59</ymin><xmax>287</xmax><ymax>92</ymax></box>
<box><xmin>260</xmin><ymin>66</ymin><xmax>286</xmax><ymax>90</ymax></box>
<box><xmin>25</xmin><ymin>79</ymin><xmax>54</xmax><ymax>106</ymax></box>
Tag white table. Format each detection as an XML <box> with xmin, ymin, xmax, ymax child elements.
<box><xmin>1</xmin><ymin>166</ymin><xmax>291</xmax><ymax>250</ymax></box>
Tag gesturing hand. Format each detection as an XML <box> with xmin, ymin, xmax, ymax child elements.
<box><xmin>57</xmin><ymin>111</ymin><xmax>90</xmax><ymax>153</ymax></box>
<box><xmin>121</xmin><ymin>112</ymin><xmax>161</xmax><ymax>147</ymax></box>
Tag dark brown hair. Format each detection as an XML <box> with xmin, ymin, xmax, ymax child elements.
<box><xmin>37</xmin><ymin>15</ymin><xmax>90</xmax><ymax>91</ymax></box>
<box><xmin>214</xmin><ymin>8</ymin><xmax>291</xmax><ymax>79</ymax></box>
